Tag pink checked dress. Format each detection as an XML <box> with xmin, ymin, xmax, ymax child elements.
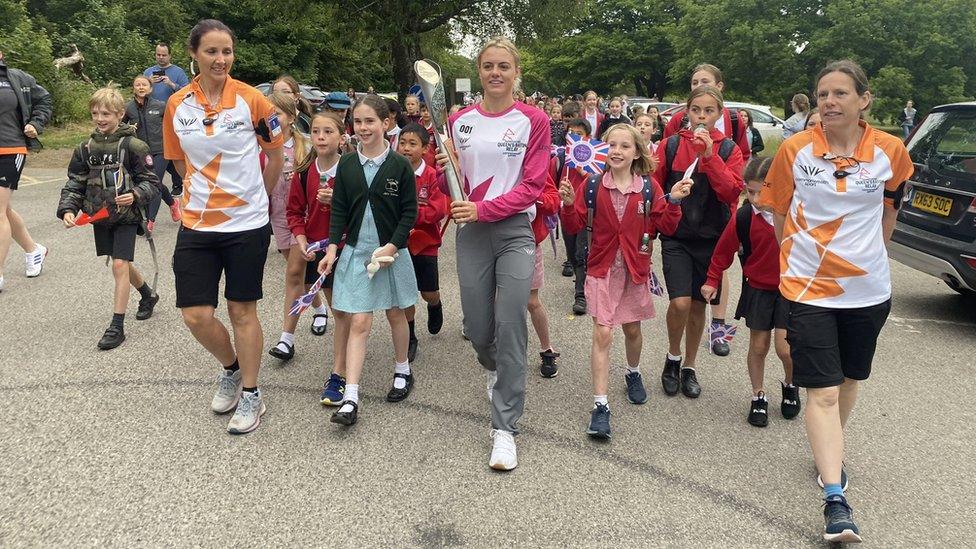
<box><xmin>268</xmin><ymin>138</ymin><xmax>297</xmax><ymax>250</ymax></box>
<box><xmin>584</xmin><ymin>175</ymin><xmax>656</xmax><ymax>327</ymax></box>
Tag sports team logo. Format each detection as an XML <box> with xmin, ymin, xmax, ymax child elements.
<box><xmin>566</xmin><ymin>133</ymin><xmax>608</xmax><ymax>175</ymax></box>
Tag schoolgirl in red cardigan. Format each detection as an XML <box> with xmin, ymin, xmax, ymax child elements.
<box><xmin>559</xmin><ymin>123</ymin><xmax>692</xmax><ymax>441</ymax></box>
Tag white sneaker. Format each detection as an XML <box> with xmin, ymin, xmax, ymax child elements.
<box><xmin>227</xmin><ymin>389</ymin><xmax>266</xmax><ymax>434</ymax></box>
<box><xmin>25</xmin><ymin>244</ymin><xmax>47</xmax><ymax>278</ymax></box>
<box><xmin>0</xmin><ymin>275</ymin><xmax>5</xmax><ymax>292</ymax></box>
<box><xmin>211</xmin><ymin>368</ymin><xmax>242</xmax><ymax>413</ymax></box>
<box><xmin>489</xmin><ymin>429</ymin><xmax>518</xmax><ymax>471</ymax></box>
<box><xmin>487</xmin><ymin>370</ymin><xmax>497</xmax><ymax>403</ymax></box>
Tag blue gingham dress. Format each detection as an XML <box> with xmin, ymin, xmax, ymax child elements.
<box><xmin>332</xmin><ymin>150</ymin><xmax>418</xmax><ymax>313</ymax></box>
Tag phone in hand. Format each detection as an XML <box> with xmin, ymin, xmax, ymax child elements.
<box><xmin>152</xmin><ymin>69</ymin><xmax>166</xmax><ymax>77</ymax></box>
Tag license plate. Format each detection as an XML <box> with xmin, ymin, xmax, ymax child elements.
<box><xmin>911</xmin><ymin>190</ymin><xmax>953</xmax><ymax>216</ymax></box>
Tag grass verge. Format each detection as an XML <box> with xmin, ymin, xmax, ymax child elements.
<box><xmin>38</xmin><ymin>122</ymin><xmax>91</xmax><ymax>150</ymax></box>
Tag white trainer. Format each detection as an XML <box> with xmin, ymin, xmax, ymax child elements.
<box><xmin>227</xmin><ymin>389</ymin><xmax>266</xmax><ymax>434</ymax></box>
<box><xmin>487</xmin><ymin>370</ymin><xmax>497</xmax><ymax>403</ymax></box>
<box><xmin>0</xmin><ymin>275</ymin><xmax>5</xmax><ymax>292</ymax></box>
<box><xmin>489</xmin><ymin>429</ymin><xmax>517</xmax><ymax>471</ymax></box>
<box><xmin>211</xmin><ymin>368</ymin><xmax>242</xmax><ymax>413</ymax></box>
<box><xmin>25</xmin><ymin>244</ymin><xmax>47</xmax><ymax>278</ymax></box>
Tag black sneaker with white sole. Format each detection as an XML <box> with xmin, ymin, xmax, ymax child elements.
<box><xmin>540</xmin><ymin>349</ymin><xmax>559</xmax><ymax>378</ymax></box>
<box><xmin>748</xmin><ymin>393</ymin><xmax>769</xmax><ymax>427</ymax></box>
<box><xmin>781</xmin><ymin>382</ymin><xmax>801</xmax><ymax>419</ymax></box>
<box><xmin>823</xmin><ymin>495</ymin><xmax>862</xmax><ymax>543</ymax></box>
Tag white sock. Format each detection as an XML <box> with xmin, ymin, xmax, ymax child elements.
<box><xmin>344</xmin><ymin>384</ymin><xmax>359</xmax><ymax>403</ymax></box>
<box><xmin>393</xmin><ymin>361</ymin><xmax>411</xmax><ymax>389</ymax></box>
<box><xmin>312</xmin><ymin>304</ymin><xmax>328</xmax><ymax>315</ymax></box>
<box><xmin>594</xmin><ymin>395</ymin><xmax>608</xmax><ymax>407</ymax></box>
<box><xmin>626</xmin><ymin>365</ymin><xmax>640</xmax><ymax>374</ymax></box>
<box><xmin>783</xmin><ymin>381</ymin><xmax>796</xmax><ymax>388</ymax></box>
<box><xmin>752</xmin><ymin>393</ymin><xmax>767</xmax><ymax>401</ymax></box>
<box><xmin>276</xmin><ymin>332</ymin><xmax>294</xmax><ymax>351</ymax></box>
<box><xmin>681</xmin><ymin>366</ymin><xmax>696</xmax><ymax>373</ymax></box>
<box><xmin>667</xmin><ymin>353</ymin><xmax>682</xmax><ymax>361</ymax></box>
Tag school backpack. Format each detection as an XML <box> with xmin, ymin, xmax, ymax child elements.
<box><xmin>735</xmin><ymin>202</ymin><xmax>753</xmax><ymax>267</ymax></box>
<box><xmin>663</xmin><ymin>134</ymin><xmax>737</xmax><ymax>175</ymax></box>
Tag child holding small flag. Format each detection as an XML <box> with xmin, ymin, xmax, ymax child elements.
<box><xmin>557</xmin><ymin>119</ymin><xmax>595</xmax><ymax>314</ymax></box>
<box><xmin>56</xmin><ymin>86</ymin><xmax>161</xmax><ymax>350</ymax></box>
<box><xmin>700</xmin><ymin>156</ymin><xmax>799</xmax><ymax>427</ymax></box>
<box><xmin>559</xmin><ymin>123</ymin><xmax>691</xmax><ymax>440</ymax></box>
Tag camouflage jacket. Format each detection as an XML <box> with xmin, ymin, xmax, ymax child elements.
<box><xmin>57</xmin><ymin>124</ymin><xmax>160</xmax><ymax>226</ymax></box>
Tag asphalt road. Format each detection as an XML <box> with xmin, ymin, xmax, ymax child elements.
<box><xmin>2</xmin><ymin>163</ymin><xmax>975</xmax><ymax>547</ymax></box>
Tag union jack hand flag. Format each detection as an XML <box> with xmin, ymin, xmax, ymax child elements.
<box><xmin>289</xmin><ymin>271</ymin><xmax>328</xmax><ymax>316</ymax></box>
<box><xmin>565</xmin><ymin>133</ymin><xmax>608</xmax><ymax>175</ymax></box>
<box><xmin>708</xmin><ymin>322</ymin><xmax>737</xmax><ymax>351</ymax></box>
<box><xmin>305</xmin><ymin>238</ymin><xmax>329</xmax><ymax>254</ymax></box>
<box><xmin>649</xmin><ymin>271</ymin><xmax>666</xmax><ymax>297</ymax></box>
<box><xmin>551</xmin><ymin>144</ymin><xmax>565</xmax><ymax>157</ymax></box>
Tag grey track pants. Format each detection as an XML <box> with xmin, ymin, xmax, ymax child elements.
<box><xmin>456</xmin><ymin>213</ymin><xmax>535</xmax><ymax>434</ymax></box>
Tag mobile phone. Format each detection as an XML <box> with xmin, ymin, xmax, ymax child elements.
<box><xmin>153</xmin><ymin>69</ymin><xmax>166</xmax><ymax>77</ymax></box>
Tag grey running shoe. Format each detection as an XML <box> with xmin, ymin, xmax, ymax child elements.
<box><xmin>227</xmin><ymin>389</ymin><xmax>266</xmax><ymax>434</ymax></box>
<box><xmin>211</xmin><ymin>368</ymin><xmax>242</xmax><ymax>413</ymax></box>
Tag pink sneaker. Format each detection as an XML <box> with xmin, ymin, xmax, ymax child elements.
<box><xmin>170</xmin><ymin>201</ymin><xmax>182</xmax><ymax>222</ymax></box>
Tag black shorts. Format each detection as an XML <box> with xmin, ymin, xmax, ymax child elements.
<box><xmin>304</xmin><ymin>249</ymin><xmax>340</xmax><ymax>288</ymax></box>
<box><xmin>0</xmin><ymin>154</ymin><xmax>26</xmax><ymax>190</ymax></box>
<box><xmin>173</xmin><ymin>224</ymin><xmax>271</xmax><ymax>308</ymax></box>
<box><xmin>93</xmin><ymin>223</ymin><xmax>139</xmax><ymax>261</ymax></box>
<box><xmin>661</xmin><ymin>237</ymin><xmax>720</xmax><ymax>304</ymax></box>
<box><xmin>786</xmin><ymin>299</ymin><xmax>892</xmax><ymax>388</ymax></box>
<box><xmin>734</xmin><ymin>282</ymin><xmax>788</xmax><ymax>331</ymax></box>
<box><xmin>411</xmin><ymin>253</ymin><xmax>439</xmax><ymax>292</ymax></box>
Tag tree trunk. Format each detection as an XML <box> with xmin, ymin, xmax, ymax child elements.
<box><xmin>390</xmin><ymin>29</ymin><xmax>423</xmax><ymax>103</ymax></box>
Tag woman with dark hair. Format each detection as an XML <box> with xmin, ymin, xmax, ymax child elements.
<box><xmin>162</xmin><ymin>19</ymin><xmax>284</xmax><ymax>435</ymax></box>
<box><xmin>759</xmin><ymin>60</ymin><xmax>913</xmax><ymax>543</ymax></box>
<box><xmin>738</xmin><ymin>109</ymin><xmax>764</xmax><ymax>156</ymax></box>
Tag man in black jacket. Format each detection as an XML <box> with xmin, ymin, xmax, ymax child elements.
<box><xmin>0</xmin><ymin>51</ymin><xmax>53</xmax><ymax>292</ymax></box>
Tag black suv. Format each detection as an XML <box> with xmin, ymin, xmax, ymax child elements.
<box><xmin>890</xmin><ymin>102</ymin><xmax>976</xmax><ymax>296</ymax></box>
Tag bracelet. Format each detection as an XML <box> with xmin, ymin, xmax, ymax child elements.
<box><xmin>664</xmin><ymin>193</ymin><xmax>682</xmax><ymax>205</ymax></box>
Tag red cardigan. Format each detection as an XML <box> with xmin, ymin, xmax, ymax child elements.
<box><xmin>705</xmin><ymin>207</ymin><xmax>780</xmax><ymax>291</ymax></box>
<box><xmin>663</xmin><ymin>106</ymin><xmax>751</xmax><ymax>162</ymax></box>
<box><xmin>531</xmin><ymin>171</ymin><xmax>561</xmax><ymax>245</ymax></box>
<box><xmin>286</xmin><ymin>158</ymin><xmax>337</xmax><ymax>243</ymax></box>
<box><xmin>407</xmin><ymin>162</ymin><xmax>448</xmax><ymax>256</ymax></box>
<box><xmin>561</xmin><ymin>173</ymin><xmax>682</xmax><ymax>284</ymax></box>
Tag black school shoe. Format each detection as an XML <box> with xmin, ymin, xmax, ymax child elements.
<box><xmin>427</xmin><ymin>303</ymin><xmax>443</xmax><ymax>335</ymax></box>
<box><xmin>561</xmin><ymin>261</ymin><xmax>574</xmax><ymax>277</ymax></box>
<box><xmin>136</xmin><ymin>293</ymin><xmax>159</xmax><ymax>320</ymax></box>
<box><xmin>781</xmin><ymin>382</ymin><xmax>801</xmax><ymax>419</ymax></box>
<box><xmin>408</xmin><ymin>336</ymin><xmax>419</xmax><ymax>363</ymax></box>
<box><xmin>572</xmin><ymin>296</ymin><xmax>587</xmax><ymax>315</ymax></box>
<box><xmin>330</xmin><ymin>401</ymin><xmax>359</xmax><ymax>425</ymax></box>
<box><xmin>97</xmin><ymin>325</ymin><xmax>125</xmax><ymax>350</ymax></box>
<box><xmin>661</xmin><ymin>357</ymin><xmax>681</xmax><ymax>396</ymax></box>
<box><xmin>748</xmin><ymin>393</ymin><xmax>769</xmax><ymax>427</ymax></box>
<box><xmin>680</xmin><ymin>368</ymin><xmax>701</xmax><ymax>398</ymax></box>
<box><xmin>310</xmin><ymin>314</ymin><xmax>328</xmax><ymax>336</ymax></box>
<box><xmin>386</xmin><ymin>372</ymin><xmax>415</xmax><ymax>402</ymax></box>
<box><xmin>540</xmin><ymin>349</ymin><xmax>559</xmax><ymax>378</ymax></box>
<box><xmin>268</xmin><ymin>341</ymin><xmax>295</xmax><ymax>361</ymax></box>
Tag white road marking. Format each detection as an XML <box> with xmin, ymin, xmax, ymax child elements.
<box><xmin>889</xmin><ymin>315</ymin><xmax>976</xmax><ymax>329</ymax></box>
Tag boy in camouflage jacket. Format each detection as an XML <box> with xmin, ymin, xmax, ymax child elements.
<box><xmin>56</xmin><ymin>86</ymin><xmax>161</xmax><ymax>350</ymax></box>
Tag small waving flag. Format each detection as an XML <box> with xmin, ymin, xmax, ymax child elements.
<box><xmin>305</xmin><ymin>238</ymin><xmax>329</xmax><ymax>254</ymax></box>
<box><xmin>550</xmin><ymin>144</ymin><xmax>565</xmax><ymax>157</ymax></box>
<box><xmin>565</xmin><ymin>133</ymin><xmax>609</xmax><ymax>175</ymax></box>
<box><xmin>649</xmin><ymin>271</ymin><xmax>665</xmax><ymax>297</ymax></box>
<box><xmin>289</xmin><ymin>271</ymin><xmax>328</xmax><ymax>316</ymax></box>
<box><xmin>708</xmin><ymin>321</ymin><xmax>737</xmax><ymax>352</ymax></box>
<box><xmin>74</xmin><ymin>207</ymin><xmax>110</xmax><ymax>227</ymax></box>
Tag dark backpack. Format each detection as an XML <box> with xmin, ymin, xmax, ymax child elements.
<box><xmin>735</xmin><ymin>202</ymin><xmax>753</xmax><ymax>267</ymax></box>
<box><xmin>583</xmin><ymin>173</ymin><xmax>655</xmax><ymax>253</ymax></box>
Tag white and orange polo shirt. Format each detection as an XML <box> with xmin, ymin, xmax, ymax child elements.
<box><xmin>758</xmin><ymin>121</ymin><xmax>913</xmax><ymax>308</ymax></box>
<box><xmin>163</xmin><ymin>75</ymin><xmax>282</xmax><ymax>232</ymax></box>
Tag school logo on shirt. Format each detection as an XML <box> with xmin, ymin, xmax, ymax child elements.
<box><xmin>383</xmin><ymin>178</ymin><xmax>400</xmax><ymax>197</ymax></box>
<box><xmin>145</xmin><ymin>155</ymin><xmax>154</xmax><ymax>167</ymax></box>
<box><xmin>418</xmin><ymin>186</ymin><xmax>429</xmax><ymax>200</ymax></box>
<box><xmin>637</xmin><ymin>200</ymin><xmax>645</xmax><ymax>215</ymax></box>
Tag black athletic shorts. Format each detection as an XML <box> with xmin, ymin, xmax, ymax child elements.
<box><xmin>93</xmin><ymin>223</ymin><xmax>139</xmax><ymax>261</ymax></box>
<box><xmin>786</xmin><ymin>299</ymin><xmax>892</xmax><ymax>388</ymax></box>
<box><xmin>304</xmin><ymin>248</ymin><xmax>340</xmax><ymax>288</ymax></box>
<box><xmin>0</xmin><ymin>154</ymin><xmax>26</xmax><ymax>190</ymax></box>
<box><xmin>734</xmin><ymin>282</ymin><xmax>788</xmax><ymax>331</ymax></box>
<box><xmin>661</xmin><ymin>237</ymin><xmax>721</xmax><ymax>304</ymax></box>
<box><xmin>411</xmin><ymin>253</ymin><xmax>439</xmax><ymax>292</ymax></box>
<box><xmin>173</xmin><ymin>224</ymin><xmax>271</xmax><ymax>308</ymax></box>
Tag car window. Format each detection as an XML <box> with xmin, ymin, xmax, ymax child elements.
<box><xmin>746</xmin><ymin>109</ymin><xmax>774</xmax><ymax>124</ymax></box>
<box><xmin>909</xmin><ymin>111</ymin><xmax>976</xmax><ymax>177</ymax></box>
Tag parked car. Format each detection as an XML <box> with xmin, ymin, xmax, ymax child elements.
<box><xmin>889</xmin><ymin>102</ymin><xmax>976</xmax><ymax>296</ymax></box>
<box><xmin>659</xmin><ymin>101</ymin><xmax>785</xmax><ymax>151</ymax></box>
<box><xmin>628</xmin><ymin>98</ymin><xmax>677</xmax><ymax>117</ymax></box>
<box><xmin>255</xmin><ymin>82</ymin><xmax>328</xmax><ymax>110</ymax></box>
